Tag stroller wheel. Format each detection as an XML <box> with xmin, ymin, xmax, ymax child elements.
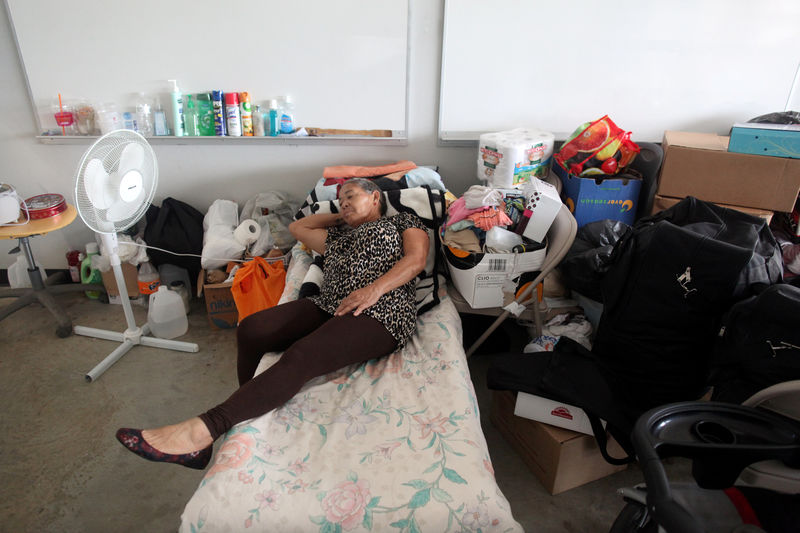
<box><xmin>609</xmin><ymin>502</ymin><xmax>657</xmax><ymax>533</ymax></box>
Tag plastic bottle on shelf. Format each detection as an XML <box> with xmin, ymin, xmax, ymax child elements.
<box><xmin>147</xmin><ymin>285</ymin><xmax>188</xmax><ymax>339</ymax></box>
<box><xmin>239</xmin><ymin>92</ymin><xmax>254</xmax><ymax>136</ymax></box>
<box><xmin>195</xmin><ymin>92</ymin><xmax>215</xmax><ymax>136</ymax></box>
<box><xmin>225</xmin><ymin>92</ymin><xmax>242</xmax><ymax>136</ymax></box>
<box><xmin>122</xmin><ymin>111</ymin><xmax>136</xmax><ymax>130</ymax></box>
<box><xmin>168</xmin><ymin>79</ymin><xmax>185</xmax><ymax>137</ymax></box>
<box><xmin>95</xmin><ymin>102</ymin><xmax>122</xmax><ymax>135</ymax></box>
<box><xmin>268</xmin><ymin>99</ymin><xmax>280</xmax><ymax>136</ymax></box>
<box><xmin>279</xmin><ymin>95</ymin><xmax>295</xmax><ymax>134</ymax></box>
<box><xmin>137</xmin><ymin>259</ymin><xmax>161</xmax><ymax>305</ymax></box>
<box><xmin>135</xmin><ymin>94</ymin><xmax>154</xmax><ymax>136</ymax></box>
<box><xmin>252</xmin><ymin>104</ymin><xmax>266</xmax><ymax>136</ymax></box>
<box><xmin>183</xmin><ymin>94</ymin><xmax>200</xmax><ymax>136</ymax></box>
<box><xmin>80</xmin><ymin>242</ymin><xmax>102</xmax><ymax>299</ymax></box>
<box><xmin>153</xmin><ymin>99</ymin><xmax>169</xmax><ymax>136</ymax></box>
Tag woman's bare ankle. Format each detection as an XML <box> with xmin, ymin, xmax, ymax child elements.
<box><xmin>142</xmin><ymin>418</ymin><xmax>213</xmax><ymax>454</ymax></box>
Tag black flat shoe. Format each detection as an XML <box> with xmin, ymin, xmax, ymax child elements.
<box><xmin>115</xmin><ymin>428</ymin><xmax>212</xmax><ymax>470</ymax></box>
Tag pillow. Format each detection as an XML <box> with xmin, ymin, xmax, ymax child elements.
<box><xmin>295</xmin><ymin>186</ymin><xmax>447</xmax><ymax>314</ymax></box>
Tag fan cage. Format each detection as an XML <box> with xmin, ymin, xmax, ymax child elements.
<box><xmin>74</xmin><ymin>130</ymin><xmax>158</xmax><ymax>234</ymax></box>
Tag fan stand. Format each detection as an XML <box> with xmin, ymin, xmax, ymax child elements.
<box><xmin>74</xmin><ymin>233</ymin><xmax>199</xmax><ymax>382</ymax></box>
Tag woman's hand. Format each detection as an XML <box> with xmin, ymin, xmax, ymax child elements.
<box><xmin>334</xmin><ymin>285</ymin><xmax>381</xmax><ymax>317</ymax></box>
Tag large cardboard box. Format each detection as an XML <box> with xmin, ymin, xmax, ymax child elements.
<box><xmin>651</xmin><ymin>194</ymin><xmax>773</xmax><ymax>224</ymax></box>
<box><xmin>442</xmin><ymin>244</ymin><xmax>546</xmax><ymax>309</ymax></box>
<box><xmin>490</xmin><ymin>390</ymin><xmax>626</xmax><ymax>495</ymax></box>
<box><xmin>553</xmin><ymin>162</ymin><xmax>641</xmax><ymax>228</ymax></box>
<box><xmin>197</xmin><ymin>270</ymin><xmax>238</xmax><ymax>329</ymax></box>
<box><xmin>100</xmin><ymin>262</ymin><xmax>139</xmax><ymax>298</ymax></box>
<box><xmin>658</xmin><ymin>131</ymin><xmax>800</xmax><ymax>212</ymax></box>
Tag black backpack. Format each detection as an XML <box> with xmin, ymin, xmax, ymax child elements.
<box><xmin>710</xmin><ymin>283</ymin><xmax>800</xmax><ymax>404</ymax></box>
<box><xmin>143</xmin><ymin>197</ymin><xmax>205</xmax><ymax>284</ymax></box>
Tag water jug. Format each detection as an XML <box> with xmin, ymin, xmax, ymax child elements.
<box><xmin>148</xmin><ymin>285</ymin><xmax>188</xmax><ymax>339</ymax></box>
<box><xmin>80</xmin><ymin>242</ymin><xmax>102</xmax><ymax>299</ymax></box>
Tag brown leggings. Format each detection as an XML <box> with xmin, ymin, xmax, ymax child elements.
<box><xmin>199</xmin><ymin>298</ymin><xmax>398</xmax><ymax>440</ymax></box>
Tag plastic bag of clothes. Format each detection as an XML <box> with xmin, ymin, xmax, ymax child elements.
<box><xmin>559</xmin><ymin>219</ymin><xmax>630</xmax><ymax>301</ymax></box>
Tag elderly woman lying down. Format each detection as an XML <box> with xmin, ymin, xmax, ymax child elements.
<box><xmin>116</xmin><ymin>178</ymin><xmax>429</xmax><ymax>468</ymax></box>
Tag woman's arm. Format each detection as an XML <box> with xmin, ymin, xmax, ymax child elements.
<box><xmin>288</xmin><ymin>213</ymin><xmax>343</xmax><ymax>255</ymax></box>
<box><xmin>335</xmin><ymin>227</ymin><xmax>429</xmax><ymax>316</ymax></box>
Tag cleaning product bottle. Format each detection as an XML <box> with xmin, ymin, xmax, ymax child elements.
<box><xmin>80</xmin><ymin>242</ymin><xmax>102</xmax><ymax>299</ymax></box>
<box><xmin>268</xmin><ymin>99</ymin><xmax>280</xmax><ymax>136</ymax></box>
<box><xmin>279</xmin><ymin>95</ymin><xmax>295</xmax><ymax>134</ymax></box>
<box><xmin>168</xmin><ymin>79</ymin><xmax>185</xmax><ymax>137</ymax></box>
<box><xmin>183</xmin><ymin>94</ymin><xmax>200</xmax><ymax>136</ymax></box>
<box><xmin>153</xmin><ymin>98</ymin><xmax>169</xmax><ymax>136</ymax></box>
<box><xmin>212</xmin><ymin>90</ymin><xmax>226</xmax><ymax>136</ymax></box>
<box><xmin>135</xmin><ymin>93</ymin><xmax>154</xmax><ymax>136</ymax></box>
<box><xmin>147</xmin><ymin>285</ymin><xmax>188</xmax><ymax>339</ymax></box>
<box><xmin>196</xmin><ymin>92</ymin><xmax>215</xmax><ymax>136</ymax></box>
<box><xmin>239</xmin><ymin>92</ymin><xmax>254</xmax><ymax>136</ymax></box>
<box><xmin>225</xmin><ymin>92</ymin><xmax>242</xmax><ymax>136</ymax></box>
<box><xmin>137</xmin><ymin>259</ymin><xmax>160</xmax><ymax>305</ymax></box>
<box><xmin>252</xmin><ymin>104</ymin><xmax>266</xmax><ymax>136</ymax></box>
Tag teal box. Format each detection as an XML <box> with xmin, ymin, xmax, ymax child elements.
<box><xmin>728</xmin><ymin>123</ymin><xmax>800</xmax><ymax>159</ymax></box>
<box><xmin>553</xmin><ymin>163</ymin><xmax>641</xmax><ymax>227</ymax></box>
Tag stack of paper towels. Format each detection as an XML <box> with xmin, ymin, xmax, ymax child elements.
<box><xmin>477</xmin><ymin>128</ymin><xmax>555</xmax><ymax>188</ymax></box>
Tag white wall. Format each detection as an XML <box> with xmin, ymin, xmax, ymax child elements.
<box><xmin>0</xmin><ymin>0</ymin><xmax>475</xmax><ymax>268</ymax></box>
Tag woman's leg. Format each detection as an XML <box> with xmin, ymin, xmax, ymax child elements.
<box><xmin>199</xmin><ymin>312</ymin><xmax>398</xmax><ymax>440</ymax></box>
<box><xmin>134</xmin><ymin>299</ymin><xmax>332</xmax><ymax>456</ymax></box>
<box><xmin>236</xmin><ymin>298</ymin><xmax>331</xmax><ymax>385</ymax></box>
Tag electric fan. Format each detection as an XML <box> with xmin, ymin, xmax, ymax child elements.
<box><xmin>73</xmin><ymin>130</ymin><xmax>198</xmax><ymax>382</ymax></box>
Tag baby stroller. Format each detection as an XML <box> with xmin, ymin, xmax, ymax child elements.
<box><xmin>609</xmin><ymin>381</ymin><xmax>800</xmax><ymax>533</ymax></box>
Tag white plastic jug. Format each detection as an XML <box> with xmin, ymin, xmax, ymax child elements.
<box><xmin>147</xmin><ymin>285</ymin><xmax>188</xmax><ymax>339</ymax></box>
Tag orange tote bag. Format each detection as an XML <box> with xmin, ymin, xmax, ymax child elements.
<box><xmin>231</xmin><ymin>256</ymin><xmax>287</xmax><ymax>323</ymax></box>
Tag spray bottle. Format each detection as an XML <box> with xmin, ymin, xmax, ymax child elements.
<box><xmin>239</xmin><ymin>92</ymin><xmax>254</xmax><ymax>136</ymax></box>
<box><xmin>211</xmin><ymin>90</ymin><xmax>226</xmax><ymax>136</ymax></box>
<box><xmin>225</xmin><ymin>92</ymin><xmax>242</xmax><ymax>136</ymax></box>
<box><xmin>168</xmin><ymin>79</ymin><xmax>185</xmax><ymax>136</ymax></box>
<box><xmin>252</xmin><ymin>104</ymin><xmax>266</xmax><ymax>136</ymax></box>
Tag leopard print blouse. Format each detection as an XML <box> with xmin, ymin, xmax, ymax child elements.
<box><xmin>309</xmin><ymin>212</ymin><xmax>427</xmax><ymax>347</ymax></box>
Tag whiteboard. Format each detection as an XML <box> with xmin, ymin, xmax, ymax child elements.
<box><xmin>440</xmin><ymin>0</ymin><xmax>800</xmax><ymax>143</ymax></box>
<box><xmin>6</xmin><ymin>0</ymin><xmax>408</xmax><ymax>136</ymax></box>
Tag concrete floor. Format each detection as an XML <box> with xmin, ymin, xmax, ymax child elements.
<box><xmin>0</xmin><ymin>289</ymin><xmax>689</xmax><ymax>532</ymax></box>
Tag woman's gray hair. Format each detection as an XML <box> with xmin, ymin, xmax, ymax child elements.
<box><xmin>345</xmin><ymin>178</ymin><xmax>387</xmax><ymax>216</ymax></box>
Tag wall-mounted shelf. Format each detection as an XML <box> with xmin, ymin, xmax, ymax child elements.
<box><xmin>36</xmin><ymin>133</ymin><xmax>408</xmax><ymax>147</ymax></box>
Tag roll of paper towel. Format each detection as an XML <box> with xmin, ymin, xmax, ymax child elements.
<box><xmin>233</xmin><ymin>219</ymin><xmax>262</xmax><ymax>246</ymax></box>
<box><xmin>477</xmin><ymin>128</ymin><xmax>555</xmax><ymax>188</ymax></box>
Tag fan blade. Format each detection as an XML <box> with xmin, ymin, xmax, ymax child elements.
<box><xmin>84</xmin><ymin>158</ymin><xmax>113</xmax><ymax>209</ymax></box>
<box><xmin>106</xmin><ymin>188</ymin><xmax>144</xmax><ymax>222</ymax></box>
<box><xmin>117</xmin><ymin>143</ymin><xmax>144</xmax><ymax>176</ymax></box>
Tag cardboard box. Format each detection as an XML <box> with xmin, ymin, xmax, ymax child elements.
<box><xmin>100</xmin><ymin>263</ymin><xmax>139</xmax><ymax>298</ymax></box>
<box><xmin>651</xmin><ymin>194</ymin><xmax>773</xmax><ymax>224</ymax></box>
<box><xmin>553</xmin><ymin>162</ymin><xmax>641</xmax><ymax>228</ymax></box>
<box><xmin>514</xmin><ymin>391</ymin><xmax>603</xmax><ymax>436</ymax></box>
<box><xmin>198</xmin><ymin>270</ymin><xmax>238</xmax><ymax>329</ymax></box>
<box><xmin>728</xmin><ymin>123</ymin><xmax>800</xmax><ymax>159</ymax></box>
<box><xmin>490</xmin><ymin>390</ymin><xmax>627</xmax><ymax>495</ymax></box>
<box><xmin>443</xmin><ymin>244</ymin><xmax>546</xmax><ymax>309</ymax></box>
<box><xmin>658</xmin><ymin>131</ymin><xmax>800</xmax><ymax>212</ymax></box>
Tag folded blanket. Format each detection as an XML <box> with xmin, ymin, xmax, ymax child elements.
<box><xmin>322</xmin><ymin>160</ymin><xmax>417</xmax><ymax>179</ymax></box>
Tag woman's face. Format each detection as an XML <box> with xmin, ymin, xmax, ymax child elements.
<box><xmin>339</xmin><ymin>183</ymin><xmax>381</xmax><ymax>227</ymax></box>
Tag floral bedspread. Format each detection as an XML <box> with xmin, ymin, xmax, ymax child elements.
<box><xmin>180</xmin><ymin>246</ymin><xmax>521</xmax><ymax>533</ymax></box>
